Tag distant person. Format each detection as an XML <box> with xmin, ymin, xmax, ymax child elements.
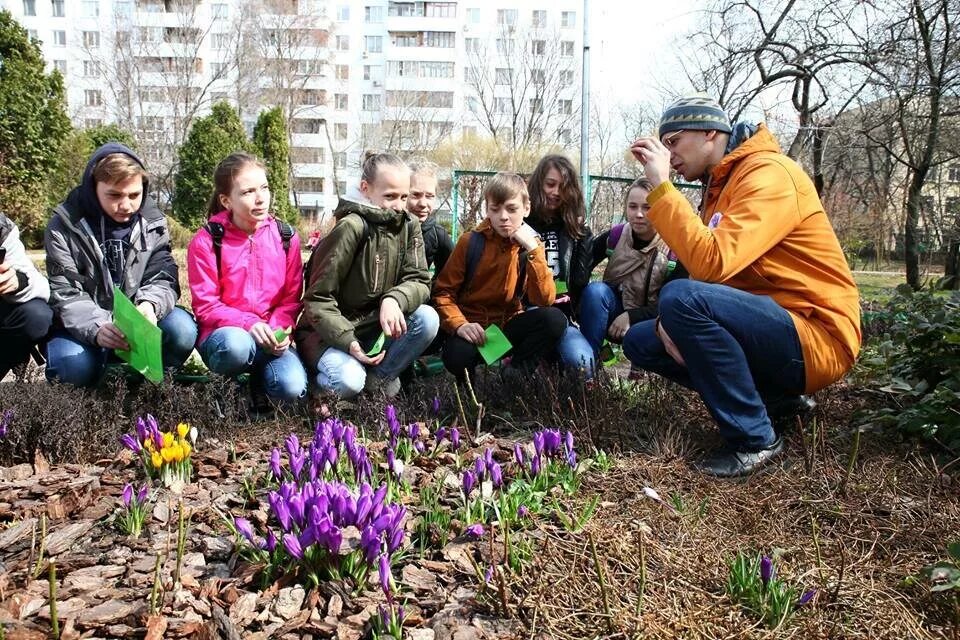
<box><xmin>187</xmin><ymin>152</ymin><xmax>307</xmax><ymax>408</ymax></box>
<box><xmin>406</xmin><ymin>158</ymin><xmax>453</xmax><ymax>276</ymax></box>
<box><xmin>44</xmin><ymin>143</ymin><xmax>196</xmax><ymax>387</ymax></box>
<box><xmin>526</xmin><ymin>154</ymin><xmax>598</xmax><ymax>379</ymax></box>
<box><xmin>578</xmin><ymin>178</ymin><xmax>672</xmax><ymax>355</ymax></box>
<box><xmin>296</xmin><ymin>152</ymin><xmax>438</xmax><ymax>399</ymax></box>
<box><xmin>0</xmin><ymin>213</ymin><xmax>52</xmax><ymax>379</ymax></box>
<box><xmin>626</xmin><ymin>94</ymin><xmax>861</xmax><ymax>477</ymax></box>
<box><xmin>432</xmin><ymin>172</ymin><xmax>565</xmax><ymax>381</ymax></box>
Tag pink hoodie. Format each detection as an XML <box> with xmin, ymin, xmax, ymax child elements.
<box><xmin>187</xmin><ymin>210</ymin><xmax>303</xmax><ymax>345</ymax></box>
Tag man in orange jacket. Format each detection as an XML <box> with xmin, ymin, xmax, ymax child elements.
<box><xmin>626</xmin><ymin>95</ymin><xmax>861</xmax><ymax>477</ymax></box>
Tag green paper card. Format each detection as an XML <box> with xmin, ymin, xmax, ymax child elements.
<box><xmin>366</xmin><ymin>332</ymin><xmax>386</xmax><ymax>356</ymax></box>
<box><xmin>555</xmin><ymin>280</ymin><xmax>568</xmax><ymax>294</ymax></box>
<box><xmin>478</xmin><ymin>324</ymin><xmax>512</xmax><ymax>365</ymax></box>
<box><xmin>274</xmin><ymin>326</ymin><xmax>291</xmax><ymax>342</ymax></box>
<box><xmin>112</xmin><ymin>286</ymin><xmax>164</xmax><ymax>384</ymax></box>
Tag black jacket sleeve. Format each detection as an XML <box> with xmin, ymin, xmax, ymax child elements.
<box><xmin>433</xmin><ymin>225</ymin><xmax>454</xmax><ymax>275</ymax></box>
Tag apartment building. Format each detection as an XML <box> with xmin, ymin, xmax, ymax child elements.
<box><xmin>5</xmin><ymin>0</ymin><xmax>582</xmax><ymax>218</ymax></box>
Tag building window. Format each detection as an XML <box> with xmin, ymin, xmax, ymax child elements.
<box><xmin>364</xmin><ymin>5</ymin><xmax>383</xmax><ymax>22</ymax></box>
<box><xmin>530</xmin><ymin>40</ymin><xmax>545</xmax><ymax>56</ymax></box>
<box><xmin>292</xmin><ymin>146</ymin><xmax>325</xmax><ymax>164</ymax></box>
<box><xmin>465</xmin><ymin>96</ymin><xmax>479</xmax><ymax>113</ymax></box>
<box><xmin>494</xmin><ymin>97</ymin><xmax>509</xmax><ymax>114</ymax></box>
<box><xmin>23</xmin><ymin>0</ymin><xmax>36</xmax><ymax>16</ymax></box>
<box><xmin>362</xmin><ymin>94</ymin><xmax>381</xmax><ymax>110</ymax></box>
<box><xmin>560</xmin><ymin>129</ymin><xmax>571</xmax><ymax>144</ymax></box>
<box><xmin>293</xmin><ymin>177</ymin><xmax>325</xmax><ymax>193</ymax></box>
<box><xmin>336</xmin><ymin>35</ymin><xmax>349</xmax><ymax>50</ymax></box>
<box><xmin>949</xmin><ymin>165</ymin><xmax>960</xmax><ymax>182</ymax></box>
<box><xmin>497</xmin><ymin>9</ymin><xmax>516</xmax><ymax>25</ymax></box>
<box><xmin>85</xmin><ymin>89</ymin><xmax>102</xmax><ymax>106</ymax></box>
<box><xmin>335</xmin><ymin>64</ymin><xmax>349</xmax><ymax>80</ymax></box>
<box><xmin>53</xmin><ymin>59</ymin><xmax>66</xmax><ymax>74</ymax></box>
<box><xmin>386</xmin><ymin>90</ymin><xmax>453</xmax><ymax>108</ymax></box>
<box><xmin>495</xmin><ymin>67</ymin><xmax>512</xmax><ymax>85</ymax></box>
<box><xmin>558</xmin><ymin>99</ymin><xmax>572</xmax><ymax>114</ymax></box>
<box><xmin>529</xmin><ymin>98</ymin><xmax>543</xmax><ymax>114</ymax></box>
<box><xmin>334</xmin><ymin>123</ymin><xmax>348</xmax><ymax>140</ymax></box>
<box><xmin>531</xmin><ymin>69</ymin><xmax>545</xmax><ymax>85</ymax></box>
<box><xmin>337</xmin><ymin>5</ymin><xmax>349</xmax><ymax>20</ymax></box>
<box><xmin>27</xmin><ymin>29</ymin><xmax>38</xmax><ymax>40</ymax></box>
<box><xmin>561</xmin><ymin>40</ymin><xmax>574</xmax><ymax>57</ymax></box>
<box><xmin>212</xmin><ymin>33</ymin><xmax>230</xmax><ymax>49</ymax></box>
<box><xmin>465</xmin><ymin>37</ymin><xmax>480</xmax><ymax>53</ymax></box>
<box><xmin>364</xmin><ymin>35</ymin><xmax>382</xmax><ymax>53</ymax></box>
<box><xmin>531</xmin><ymin>9</ymin><xmax>546</xmax><ymax>27</ymax></box>
<box><xmin>423</xmin><ymin>31</ymin><xmax>454</xmax><ymax>47</ymax></box>
<box><xmin>83</xmin><ymin>31</ymin><xmax>100</xmax><ymax>48</ymax></box>
<box><xmin>83</xmin><ymin>60</ymin><xmax>100</xmax><ymax>77</ymax></box>
<box><xmin>81</xmin><ymin>1</ymin><xmax>99</xmax><ymax>17</ymax></box>
<box><xmin>335</xmin><ymin>93</ymin><xmax>348</xmax><ymax>110</ymax></box>
<box><xmin>334</xmin><ymin>152</ymin><xmax>346</xmax><ymax>169</ymax></box>
<box><xmin>466</xmin><ymin>7</ymin><xmax>480</xmax><ymax>23</ymax></box>
<box><xmin>211</xmin><ymin>62</ymin><xmax>227</xmax><ymax>76</ymax></box>
<box><xmin>85</xmin><ymin>118</ymin><xmax>103</xmax><ymax>128</ymax></box>
<box><xmin>561</xmin><ymin>11</ymin><xmax>575</xmax><ymax>28</ymax></box>
<box><xmin>387</xmin><ymin>60</ymin><xmax>454</xmax><ymax>78</ymax></box>
<box><xmin>560</xmin><ymin>69</ymin><xmax>574</xmax><ymax>85</ymax></box>
<box><xmin>292</xmin><ymin>118</ymin><xmax>323</xmax><ymax>134</ymax></box>
<box><xmin>212</xmin><ymin>3</ymin><xmax>228</xmax><ymax>18</ymax></box>
<box><xmin>363</xmin><ymin>64</ymin><xmax>373</xmax><ymax>80</ymax></box>
<box><xmin>51</xmin><ymin>0</ymin><xmax>64</xmax><ymax>17</ymax></box>
<box><xmin>496</xmin><ymin>38</ymin><xmax>512</xmax><ymax>54</ymax></box>
<box><xmin>337</xmin><ymin>180</ymin><xmax>346</xmax><ymax>195</ymax></box>
<box><xmin>425</xmin><ymin>2</ymin><xmax>455</xmax><ymax>17</ymax></box>
<box><xmin>52</xmin><ymin>30</ymin><xmax>66</xmax><ymax>46</ymax></box>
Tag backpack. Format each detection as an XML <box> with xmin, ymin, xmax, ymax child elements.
<box><xmin>606</xmin><ymin>223</ymin><xmax>627</xmax><ymax>257</ymax></box>
<box><xmin>205</xmin><ymin>218</ymin><xmax>295</xmax><ymax>275</ymax></box>
<box><xmin>459</xmin><ymin>231</ymin><xmax>527</xmax><ymax>301</ymax></box>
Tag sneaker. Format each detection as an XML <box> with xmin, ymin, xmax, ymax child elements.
<box><xmin>696</xmin><ymin>436</ymin><xmax>786</xmax><ymax>478</ymax></box>
<box><xmin>248</xmin><ymin>376</ymin><xmax>274</xmax><ymax>417</ymax></box>
<box><xmin>364</xmin><ymin>374</ymin><xmax>402</xmax><ymax>399</ymax></box>
<box><xmin>766</xmin><ymin>395</ymin><xmax>816</xmax><ymax>435</ymax></box>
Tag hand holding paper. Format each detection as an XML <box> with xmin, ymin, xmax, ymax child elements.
<box><xmin>112</xmin><ymin>286</ymin><xmax>163</xmax><ymax>383</ymax></box>
<box><xmin>477</xmin><ymin>324</ymin><xmax>512</xmax><ymax>365</ymax></box>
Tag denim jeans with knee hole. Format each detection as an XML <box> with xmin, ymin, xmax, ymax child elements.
<box><xmin>200</xmin><ymin>326</ymin><xmax>307</xmax><ymax>400</ymax></box>
<box><xmin>45</xmin><ymin>306</ymin><xmax>197</xmax><ymax>387</ymax></box>
<box><xmin>313</xmin><ymin>304</ymin><xmax>440</xmax><ymax>398</ymax></box>
<box><xmin>622</xmin><ymin>279</ymin><xmax>805</xmax><ymax>450</ymax></box>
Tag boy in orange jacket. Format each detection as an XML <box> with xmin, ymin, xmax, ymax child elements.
<box><xmin>432</xmin><ymin>172</ymin><xmax>566</xmax><ymax>382</ymax></box>
<box><xmin>627</xmin><ymin>95</ymin><xmax>861</xmax><ymax>477</ymax></box>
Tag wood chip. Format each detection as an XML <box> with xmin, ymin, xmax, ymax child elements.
<box><xmin>75</xmin><ymin>599</ymin><xmax>142</xmax><ymax>627</ymax></box>
<box><xmin>44</xmin><ymin>520</ymin><xmax>95</xmax><ymax>556</ymax></box>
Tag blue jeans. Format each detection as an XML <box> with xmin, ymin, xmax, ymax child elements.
<box><xmin>46</xmin><ymin>307</ymin><xmax>197</xmax><ymax>387</ymax></box>
<box><xmin>200</xmin><ymin>327</ymin><xmax>307</xmax><ymax>401</ymax></box>
<box><xmin>622</xmin><ymin>280</ymin><xmax>805</xmax><ymax>450</ymax></box>
<box><xmin>557</xmin><ymin>325</ymin><xmax>595</xmax><ymax>380</ymax></box>
<box><xmin>579</xmin><ymin>282</ymin><xmax>623</xmax><ymax>353</ymax></box>
<box><xmin>314</xmin><ymin>304</ymin><xmax>439</xmax><ymax>398</ymax></box>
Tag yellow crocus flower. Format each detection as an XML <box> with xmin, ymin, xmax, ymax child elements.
<box><xmin>177</xmin><ymin>422</ymin><xmax>190</xmax><ymax>438</ymax></box>
<box><xmin>151</xmin><ymin>451</ymin><xmax>163</xmax><ymax>468</ymax></box>
<box><xmin>162</xmin><ymin>432</ymin><xmax>175</xmax><ymax>448</ymax></box>
<box><xmin>181</xmin><ymin>441</ymin><xmax>192</xmax><ymax>458</ymax></box>
<box><xmin>161</xmin><ymin>446</ymin><xmax>176</xmax><ymax>464</ymax></box>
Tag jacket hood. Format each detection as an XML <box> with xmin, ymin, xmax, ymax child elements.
<box><xmin>710</xmin><ymin>123</ymin><xmax>779</xmax><ymax>188</ymax></box>
<box><xmin>334</xmin><ymin>197</ymin><xmax>409</xmax><ymax>227</ymax></box>
<box><xmin>74</xmin><ymin>143</ymin><xmax>150</xmax><ymax>226</ymax></box>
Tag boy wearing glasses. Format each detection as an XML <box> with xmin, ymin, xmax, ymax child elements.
<box><xmin>626</xmin><ymin>95</ymin><xmax>861</xmax><ymax>478</ymax></box>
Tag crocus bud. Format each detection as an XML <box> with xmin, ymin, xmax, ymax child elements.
<box><xmin>282</xmin><ymin>533</ymin><xmax>304</xmax><ymax>559</ymax></box>
<box><xmin>462</xmin><ymin>470</ymin><xmax>476</xmax><ymax>497</ymax></box>
<box><xmin>121</xmin><ymin>483</ymin><xmax>133</xmax><ymax>508</ymax></box>
<box><xmin>234</xmin><ymin>517</ymin><xmax>255</xmax><ymax>542</ymax></box>
<box><xmin>450</xmin><ymin>428</ymin><xmax>461</xmax><ymax>449</ymax></box>
<box><xmin>465</xmin><ymin>523</ymin><xmax>485</xmax><ymax>538</ymax></box>
<box><xmin>760</xmin><ymin>556</ymin><xmax>774</xmax><ymax>586</ymax></box>
<box><xmin>379</xmin><ymin>553</ymin><xmax>393</xmax><ymax>600</ymax></box>
<box><xmin>137</xmin><ymin>485</ymin><xmax>149</xmax><ymax>504</ymax></box>
<box><xmin>513</xmin><ymin>443</ymin><xmax>525</xmax><ymax>465</ymax></box>
<box><xmin>120</xmin><ymin>433</ymin><xmax>141</xmax><ymax>453</ymax></box>
<box><xmin>431</xmin><ymin>396</ymin><xmax>441</xmax><ymax>415</ymax></box>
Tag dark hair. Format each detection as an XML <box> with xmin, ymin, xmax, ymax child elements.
<box><xmin>483</xmin><ymin>172</ymin><xmax>529</xmax><ymax>207</ymax></box>
<box><xmin>527</xmin><ymin>154</ymin><xmax>586</xmax><ymax>239</ymax></box>
<box><xmin>207</xmin><ymin>152</ymin><xmax>266</xmax><ymax>217</ymax></box>
<box><xmin>360</xmin><ymin>150</ymin><xmax>408</xmax><ymax>185</ymax></box>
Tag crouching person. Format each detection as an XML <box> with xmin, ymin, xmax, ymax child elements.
<box><xmin>0</xmin><ymin>213</ymin><xmax>52</xmax><ymax>379</ymax></box>
<box><xmin>432</xmin><ymin>172</ymin><xmax>565</xmax><ymax>382</ymax></box>
<box><xmin>44</xmin><ymin>144</ymin><xmax>196</xmax><ymax>387</ymax></box>
<box><xmin>296</xmin><ymin>152</ymin><xmax>439</xmax><ymax>399</ymax></box>
<box><xmin>187</xmin><ymin>153</ymin><xmax>308</xmax><ymax>407</ymax></box>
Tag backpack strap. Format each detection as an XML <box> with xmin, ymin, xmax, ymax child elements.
<box><xmin>349</xmin><ymin>214</ymin><xmax>373</xmax><ymax>270</ymax></box>
<box><xmin>276</xmin><ymin>219</ymin><xmax>295</xmax><ymax>254</ymax></box>
<box><xmin>459</xmin><ymin>230</ymin><xmax>527</xmax><ymax>301</ymax></box>
<box><xmin>606</xmin><ymin>223</ymin><xmax>625</xmax><ymax>257</ymax></box>
<box><xmin>205</xmin><ymin>222</ymin><xmax>226</xmax><ymax>276</ymax></box>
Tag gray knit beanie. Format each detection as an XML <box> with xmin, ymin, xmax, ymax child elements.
<box><xmin>658</xmin><ymin>94</ymin><xmax>732</xmax><ymax>139</ymax></box>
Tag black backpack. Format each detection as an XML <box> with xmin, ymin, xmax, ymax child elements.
<box><xmin>205</xmin><ymin>219</ymin><xmax>295</xmax><ymax>275</ymax></box>
<box><xmin>459</xmin><ymin>231</ymin><xmax>527</xmax><ymax>301</ymax></box>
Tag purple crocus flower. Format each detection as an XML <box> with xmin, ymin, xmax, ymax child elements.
<box><xmin>120</xmin><ymin>433</ymin><xmax>141</xmax><ymax>453</ymax></box>
<box><xmin>361</xmin><ymin>525</ymin><xmax>381</xmax><ymax>564</ymax></box>
<box><xmin>462</xmin><ymin>470</ymin><xmax>476</xmax><ymax>498</ymax></box>
<box><xmin>414</xmin><ymin>441</ymin><xmax>425</xmax><ymax>454</ymax></box>
<box><xmin>513</xmin><ymin>443</ymin><xmax>525</xmax><ymax>465</ymax></box>
<box><xmin>264</xmin><ymin>528</ymin><xmax>277</xmax><ymax>552</ymax></box>
<box><xmin>135</xmin><ymin>416</ymin><xmax>149</xmax><ymax>443</ymax></box>
<box><xmin>431</xmin><ymin>396</ymin><xmax>441</xmax><ymax>415</ymax></box>
<box><xmin>121</xmin><ymin>483</ymin><xmax>133</xmax><ymax>508</ymax></box>
<box><xmin>450</xmin><ymin>428</ymin><xmax>461</xmax><ymax>450</ymax></box>
<box><xmin>435</xmin><ymin>426</ymin><xmax>448</xmax><ymax>443</ymax></box>
<box><xmin>282</xmin><ymin>533</ymin><xmax>304</xmax><ymax>559</ymax></box>
<box><xmin>518</xmin><ymin>505</ymin><xmax>530</xmax><ymax>518</ymax></box>
<box><xmin>544</xmin><ymin>430</ymin><xmax>561</xmax><ymax>455</ymax></box>
<box><xmin>289</xmin><ymin>450</ymin><xmax>305</xmax><ymax>481</ymax></box>
<box><xmin>530</xmin><ymin>454</ymin><xmax>541</xmax><ymax>477</ymax></box>
<box><xmin>407</xmin><ymin>423</ymin><xmax>420</xmax><ymax>440</ymax></box>
<box><xmin>489</xmin><ymin>462</ymin><xmax>503</xmax><ymax>488</ymax></box>
<box><xmin>533</xmin><ymin>432</ymin><xmax>545</xmax><ymax>458</ymax></box>
<box><xmin>268</xmin><ymin>491</ymin><xmax>292</xmax><ymax>531</ymax></box>
<box><xmin>760</xmin><ymin>556</ymin><xmax>774</xmax><ymax>586</ymax></box>
<box><xmin>484</xmin><ymin>447</ymin><xmax>494</xmax><ymax>467</ymax></box>
<box><xmin>566</xmin><ymin>449</ymin><xmax>577</xmax><ymax>469</ymax></box>
<box><xmin>137</xmin><ymin>485</ymin><xmax>149</xmax><ymax>504</ymax></box>
<box><xmin>473</xmin><ymin>456</ymin><xmax>486</xmax><ymax>480</ymax></box>
<box><xmin>269</xmin><ymin>448</ymin><xmax>283</xmax><ymax>480</ymax></box>
<box><xmin>484</xmin><ymin>565</ymin><xmax>494</xmax><ymax>583</ymax></box>
<box><xmin>465</xmin><ymin>523</ymin><xmax>485</xmax><ymax>538</ymax></box>
<box><xmin>234</xmin><ymin>517</ymin><xmax>255</xmax><ymax>542</ymax></box>
<box><xmin>564</xmin><ymin>431</ymin><xmax>575</xmax><ymax>455</ymax></box>
<box><xmin>379</xmin><ymin>553</ymin><xmax>393</xmax><ymax>600</ymax></box>
<box><xmin>797</xmin><ymin>589</ymin><xmax>815</xmax><ymax>606</ymax></box>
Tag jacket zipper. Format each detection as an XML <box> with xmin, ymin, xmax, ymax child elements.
<box><xmin>414</xmin><ymin>237</ymin><xmax>423</xmax><ymax>269</ymax></box>
<box><xmin>374</xmin><ymin>253</ymin><xmax>382</xmax><ymax>291</ymax></box>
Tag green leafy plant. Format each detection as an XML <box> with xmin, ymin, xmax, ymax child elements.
<box><xmin>915</xmin><ymin>541</ymin><xmax>960</xmax><ymax>593</ymax></box>
<box><xmin>725</xmin><ymin>552</ymin><xmax>814</xmax><ymax>629</ymax></box>
<box><xmin>414</xmin><ymin>485</ymin><xmax>452</xmax><ymax>556</ymax></box>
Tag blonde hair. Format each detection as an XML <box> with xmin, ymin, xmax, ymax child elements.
<box><xmin>407</xmin><ymin>157</ymin><xmax>439</xmax><ymax>179</ymax></box>
<box><xmin>92</xmin><ymin>153</ymin><xmax>147</xmax><ymax>185</ymax></box>
<box><xmin>483</xmin><ymin>172</ymin><xmax>529</xmax><ymax>207</ymax></box>
<box><xmin>360</xmin><ymin>150</ymin><xmax>408</xmax><ymax>184</ymax></box>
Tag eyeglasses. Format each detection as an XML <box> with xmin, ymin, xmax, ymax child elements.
<box><xmin>661</xmin><ymin>129</ymin><xmax>687</xmax><ymax>149</ymax></box>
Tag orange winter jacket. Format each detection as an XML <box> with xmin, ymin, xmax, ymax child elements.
<box><xmin>646</xmin><ymin>124</ymin><xmax>861</xmax><ymax>393</ymax></box>
<box><xmin>433</xmin><ymin>220</ymin><xmax>556</xmax><ymax>333</ymax></box>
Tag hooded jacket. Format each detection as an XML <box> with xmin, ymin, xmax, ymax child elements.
<box><xmin>187</xmin><ymin>210</ymin><xmax>303</xmax><ymax>345</ymax></box>
<box><xmin>420</xmin><ymin>215</ymin><xmax>453</xmax><ymax>274</ymax></box>
<box><xmin>645</xmin><ymin>124</ymin><xmax>861</xmax><ymax>393</ymax></box>
<box><xmin>0</xmin><ymin>213</ymin><xmax>50</xmax><ymax>305</ymax></box>
<box><xmin>295</xmin><ymin>199</ymin><xmax>431</xmax><ymax>368</ymax></box>
<box><xmin>432</xmin><ymin>219</ymin><xmax>556</xmax><ymax>333</ymax></box>
<box><xmin>44</xmin><ymin>143</ymin><xmax>179</xmax><ymax>345</ymax></box>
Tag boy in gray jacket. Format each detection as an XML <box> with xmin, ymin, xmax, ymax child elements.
<box><xmin>0</xmin><ymin>213</ymin><xmax>52</xmax><ymax>379</ymax></box>
<box><xmin>44</xmin><ymin>143</ymin><xmax>197</xmax><ymax>387</ymax></box>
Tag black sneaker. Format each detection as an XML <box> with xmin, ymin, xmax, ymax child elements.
<box><xmin>696</xmin><ymin>436</ymin><xmax>786</xmax><ymax>478</ymax></box>
<box><xmin>248</xmin><ymin>377</ymin><xmax>274</xmax><ymax>418</ymax></box>
<box><xmin>767</xmin><ymin>395</ymin><xmax>816</xmax><ymax>435</ymax></box>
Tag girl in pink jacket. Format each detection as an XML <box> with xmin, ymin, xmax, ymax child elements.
<box><xmin>187</xmin><ymin>152</ymin><xmax>307</xmax><ymax>407</ymax></box>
